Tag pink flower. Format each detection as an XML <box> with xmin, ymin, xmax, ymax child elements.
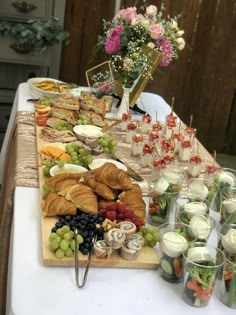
<box><xmin>146</xmin><ymin>5</ymin><xmax>158</xmax><ymax>16</ymax></box>
<box><xmin>118</xmin><ymin>7</ymin><xmax>137</xmax><ymax>22</ymax></box>
<box><xmin>149</xmin><ymin>24</ymin><xmax>164</xmax><ymax>39</ymax></box>
<box><xmin>105</xmin><ymin>25</ymin><xmax>124</xmax><ymax>54</ymax></box>
<box><xmin>158</xmin><ymin>38</ymin><xmax>174</xmax><ymax>67</ymax></box>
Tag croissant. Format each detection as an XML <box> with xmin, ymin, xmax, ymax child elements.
<box><xmin>42</xmin><ymin>192</ymin><xmax>77</xmax><ymax>216</ymax></box>
<box><xmin>119</xmin><ymin>184</ymin><xmax>146</xmax><ymax>220</ymax></box>
<box><xmin>83</xmin><ymin>173</ymin><xmax>115</xmax><ymax>200</ymax></box>
<box><xmin>45</xmin><ymin>172</ymin><xmax>85</xmax><ymax>195</ymax></box>
<box><xmin>94</xmin><ymin>163</ymin><xmax>133</xmax><ymax>190</ymax></box>
<box><xmin>66</xmin><ymin>183</ymin><xmax>98</xmax><ymax>214</ymax></box>
<box><xmin>98</xmin><ymin>199</ymin><xmax>116</xmax><ymax>210</ymax></box>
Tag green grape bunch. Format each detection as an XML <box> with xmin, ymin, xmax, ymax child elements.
<box><xmin>98</xmin><ymin>134</ymin><xmax>117</xmax><ymax>154</ymax></box>
<box><xmin>138</xmin><ymin>226</ymin><xmax>160</xmax><ymax>247</ymax></box>
<box><xmin>65</xmin><ymin>143</ymin><xmax>93</xmax><ymax>167</ymax></box>
<box><xmin>43</xmin><ymin>158</ymin><xmax>65</xmax><ymax>177</ymax></box>
<box><xmin>77</xmin><ymin>115</ymin><xmax>92</xmax><ymax>125</ymax></box>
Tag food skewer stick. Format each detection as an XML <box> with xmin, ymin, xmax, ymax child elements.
<box><xmin>189</xmin><ymin>114</ymin><xmax>193</xmax><ymax>128</ymax></box>
<box><xmin>155</xmin><ymin>110</ymin><xmax>158</xmax><ymax>123</ymax></box>
<box><xmin>170</xmin><ymin>97</ymin><xmax>175</xmax><ymax>113</ymax></box>
<box><xmin>213</xmin><ymin>150</ymin><xmax>216</xmax><ymax>167</ymax></box>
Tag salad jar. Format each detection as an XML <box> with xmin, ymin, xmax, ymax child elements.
<box><xmin>220</xmin><ymin>186</ymin><xmax>236</xmax><ymax>224</ymax></box>
<box><xmin>220</xmin><ymin>251</ymin><xmax>236</xmax><ymax>308</ymax></box>
<box><xmin>158</xmin><ymin>222</ymin><xmax>189</xmax><ymax>283</ymax></box>
<box><xmin>182</xmin><ymin>242</ymin><xmax>225</xmax><ymax>307</ymax></box>
<box><xmin>148</xmin><ymin>167</ymin><xmax>185</xmax><ymax>226</ymax></box>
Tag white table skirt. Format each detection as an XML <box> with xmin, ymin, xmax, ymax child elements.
<box><xmin>7</xmin><ymin>187</ymin><xmax>234</xmax><ymax>315</ymax></box>
<box><xmin>0</xmin><ymin>82</ymin><xmax>172</xmax><ymax>184</ymax></box>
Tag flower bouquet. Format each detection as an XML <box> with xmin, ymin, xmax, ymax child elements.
<box><xmin>94</xmin><ymin>4</ymin><xmax>185</xmax><ymax>108</ymax></box>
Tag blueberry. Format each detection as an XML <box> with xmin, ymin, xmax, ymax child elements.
<box><xmin>51</xmin><ymin>227</ymin><xmax>57</xmax><ymax>233</ymax></box>
<box><xmin>81</xmin><ymin>248</ymin><xmax>89</xmax><ymax>255</ymax></box>
<box><xmin>97</xmin><ymin>216</ymin><xmax>105</xmax><ymax>223</ymax></box>
<box><xmin>65</xmin><ymin>215</ymin><xmax>71</xmax><ymax>221</ymax></box>
<box><xmin>55</xmin><ymin>222</ymin><xmax>63</xmax><ymax>228</ymax></box>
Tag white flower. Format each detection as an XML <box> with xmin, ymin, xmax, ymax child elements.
<box><xmin>222</xmin><ymin>228</ymin><xmax>236</xmax><ymax>254</ymax></box>
<box><xmin>140</xmin><ymin>18</ymin><xmax>150</xmax><ymax>30</ymax></box>
<box><xmin>171</xmin><ymin>20</ymin><xmax>178</xmax><ymax>29</ymax></box>
<box><xmin>176</xmin><ymin>37</ymin><xmax>186</xmax><ymax>50</ymax></box>
<box><xmin>177</xmin><ymin>30</ymin><xmax>185</xmax><ymax>37</ymax></box>
<box><xmin>146</xmin><ymin>5</ymin><xmax>158</xmax><ymax>17</ymax></box>
<box><xmin>147</xmin><ymin>42</ymin><xmax>155</xmax><ymax>49</ymax></box>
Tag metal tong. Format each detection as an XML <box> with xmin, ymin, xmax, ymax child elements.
<box><xmin>74</xmin><ymin>228</ymin><xmax>97</xmax><ymax>288</ymax></box>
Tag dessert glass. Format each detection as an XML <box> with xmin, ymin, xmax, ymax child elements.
<box><xmin>220</xmin><ymin>186</ymin><xmax>236</xmax><ymax>224</ymax></box>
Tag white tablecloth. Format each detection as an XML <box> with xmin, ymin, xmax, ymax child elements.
<box><xmin>4</xmin><ymin>83</ymin><xmax>235</xmax><ymax>315</ymax></box>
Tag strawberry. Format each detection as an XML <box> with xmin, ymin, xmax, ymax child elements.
<box><xmin>106</xmin><ymin>210</ymin><xmax>117</xmax><ymax>221</ymax></box>
<box><xmin>99</xmin><ymin>209</ymin><xmax>107</xmax><ymax>215</ymax></box>
<box><xmin>117</xmin><ymin>213</ymin><xmax>125</xmax><ymax>219</ymax></box>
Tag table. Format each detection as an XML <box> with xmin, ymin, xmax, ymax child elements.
<box><xmin>3</xmin><ymin>83</ymin><xmax>235</xmax><ymax>315</ymax></box>
<box><xmin>0</xmin><ymin>83</ymin><xmax>172</xmax><ymax>184</ymax></box>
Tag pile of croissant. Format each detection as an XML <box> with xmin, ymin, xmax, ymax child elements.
<box><xmin>42</xmin><ymin>162</ymin><xmax>146</xmax><ymax>223</ymax></box>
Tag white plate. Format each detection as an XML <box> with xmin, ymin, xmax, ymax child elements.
<box><xmin>50</xmin><ymin>164</ymin><xmax>88</xmax><ymax>176</ymax></box>
<box><xmin>28</xmin><ymin>77</ymin><xmax>72</xmax><ymax>98</ymax></box>
<box><xmin>88</xmin><ymin>159</ymin><xmax>127</xmax><ymax>171</ymax></box>
<box><xmin>73</xmin><ymin>125</ymin><xmax>104</xmax><ymax>140</ymax></box>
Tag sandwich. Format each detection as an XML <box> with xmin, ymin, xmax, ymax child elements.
<box><xmin>52</xmin><ymin>97</ymin><xmax>80</xmax><ymax>111</ymax></box>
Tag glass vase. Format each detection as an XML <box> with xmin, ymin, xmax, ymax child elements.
<box><xmin>116</xmin><ymin>86</ymin><xmax>131</xmax><ymax>119</ymax></box>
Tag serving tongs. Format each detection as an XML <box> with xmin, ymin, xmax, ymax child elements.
<box><xmin>74</xmin><ymin>228</ymin><xmax>97</xmax><ymax>288</ymax></box>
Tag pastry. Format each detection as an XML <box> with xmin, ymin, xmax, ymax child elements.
<box><xmin>98</xmin><ymin>199</ymin><xmax>116</xmax><ymax>210</ymax></box>
<box><xmin>66</xmin><ymin>183</ymin><xmax>98</xmax><ymax>214</ymax></box>
<box><xmin>104</xmin><ymin>228</ymin><xmax>126</xmax><ymax>249</ymax></box>
<box><xmin>93</xmin><ymin>240</ymin><xmax>113</xmax><ymax>258</ymax></box>
<box><xmin>119</xmin><ymin>184</ymin><xmax>146</xmax><ymax>220</ymax></box>
<box><xmin>42</xmin><ymin>192</ymin><xmax>77</xmax><ymax>216</ymax></box>
<box><xmin>120</xmin><ymin>239</ymin><xmax>142</xmax><ymax>260</ymax></box>
<box><xmin>83</xmin><ymin>174</ymin><xmax>116</xmax><ymax>200</ymax></box>
<box><xmin>118</xmin><ymin>221</ymin><xmax>136</xmax><ymax>240</ymax></box>
<box><xmin>94</xmin><ymin>163</ymin><xmax>133</xmax><ymax>191</ymax></box>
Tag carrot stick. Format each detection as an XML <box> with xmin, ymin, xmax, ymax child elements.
<box><xmin>173</xmin><ymin>258</ymin><xmax>182</xmax><ymax>277</ymax></box>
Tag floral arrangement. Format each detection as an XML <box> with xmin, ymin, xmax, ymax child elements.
<box><xmin>95</xmin><ymin>4</ymin><xmax>185</xmax><ymax>88</ymax></box>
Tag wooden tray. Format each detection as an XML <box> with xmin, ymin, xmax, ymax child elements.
<box><xmin>36</xmin><ymin>125</ymin><xmax>159</xmax><ymax>269</ymax></box>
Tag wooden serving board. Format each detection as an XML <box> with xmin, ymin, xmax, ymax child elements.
<box><xmin>36</xmin><ymin>125</ymin><xmax>159</xmax><ymax>269</ymax></box>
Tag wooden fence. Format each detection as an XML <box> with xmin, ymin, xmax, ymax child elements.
<box><xmin>60</xmin><ymin>0</ymin><xmax>236</xmax><ymax>154</ymax></box>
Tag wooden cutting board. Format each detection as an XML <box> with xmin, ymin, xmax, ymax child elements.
<box><xmin>36</xmin><ymin>125</ymin><xmax>159</xmax><ymax>269</ymax></box>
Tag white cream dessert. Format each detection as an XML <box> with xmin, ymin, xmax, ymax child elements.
<box><xmin>121</xmin><ymin>113</ymin><xmax>131</xmax><ymax>131</ymax></box>
<box><xmin>151</xmin><ymin>159</ymin><xmax>166</xmax><ymax>181</ymax></box>
<box><xmin>184</xmin><ymin>127</ymin><xmax>195</xmax><ymax>144</ymax></box>
<box><xmin>163</xmin><ymin>154</ymin><xmax>175</xmax><ymax>166</ymax></box>
<box><xmin>160</xmin><ymin>140</ymin><xmax>174</xmax><ymax>158</ymax></box>
<box><xmin>126</xmin><ymin>122</ymin><xmax>137</xmax><ymax>143</ymax></box>
<box><xmin>188</xmin><ymin>215</ymin><xmax>213</xmax><ymax>240</ymax></box>
<box><xmin>149</xmin><ymin>131</ymin><xmax>159</xmax><ymax>145</ymax></box>
<box><xmin>131</xmin><ymin>134</ymin><xmax>143</xmax><ymax>156</ymax></box>
<box><xmin>221</xmin><ymin>228</ymin><xmax>236</xmax><ymax>254</ymax></box>
<box><xmin>141</xmin><ymin>144</ymin><xmax>153</xmax><ymax>167</ymax></box>
<box><xmin>161</xmin><ymin>231</ymin><xmax>188</xmax><ymax>257</ymax></box>
<box><xmin>183</xmin><ymin>202</ymin><xmax>208</xmax><ymax>218</ymax></box>
<box><xmin>189</xmin><ymin>180</ymin><xmax>209</xmax><ymax>200</ymax></box>
<box><xmin>179</xmin><ymin>140</ymin><xmax>192</xmax><ymax>161</ymax></box>
<box><xmin>141</xmin><ymin>113</ymin><xmax>152</xmax><ymax>133</ymax></box>
<box><xmin>119</xmin><ymin>221</ymin><xmax>136</xmax><ymax>240</ymax></box>
<box><xmin>120</xmin><ymin>239</ymin><xmax>142</xmax><ymax>260</ymax></box>
<box><xmin>94</xmin><ymin>240</ymin><xmax>113</xmax><ymax>258</ymax></box>
<box><xmin>188</xmin><ymin>155</ymin><xmax>202</xmax><ymax>177</ymax></box>
<box><xmin>163</xmin><ymin>119</ymin><xmax>176</xmax><ymax>140</ymax></box>
<box><xmin>104</xmin><ymin>228</ymin><xmax>126</xmax><ymax>249</ymax></box>
<box><xmin>172</xmin><ymin>133</ymin><xmax>183</xmax><ymax>154</ymax></box>
<box><xmin>203</xmin><ymin>165</ymin><xmax>217</xmax><ymax>186</ymax></box>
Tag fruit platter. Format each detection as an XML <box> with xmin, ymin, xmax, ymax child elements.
<box><xmin>33</xmin><ymin>89</ymin><xmax>222</xmax><ymax>270</ymax></box>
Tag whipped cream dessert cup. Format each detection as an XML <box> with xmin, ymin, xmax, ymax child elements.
<box><xmin>188</xmin><ymin>156</ymin><xmax>202</xmax><ymax>177</ymax></box>
<box><xmin>179</xmin><ymin>140</ymin><xmax>192</xmax><ymax>162</ymax></box>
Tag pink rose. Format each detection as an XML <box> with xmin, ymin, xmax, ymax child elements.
<box><xmin>149</xmin><ymin>24</ymin><xmax>164</xmax><ymax>39</ymax></box>
<box><xmin>146</xmin><ymin>5</ymin><xmax>158</xmax><ymax>16</ymax></box>
<box><xmin>105</xmin><ymin>25</ymin><xmax>124</xmax><ymax>54</ymax></box>
<box><xmin>118</xmin><ymin>7</ymin><xmax>137</xmax><ymax>22</ymax></box>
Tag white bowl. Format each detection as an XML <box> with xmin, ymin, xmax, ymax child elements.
<box><xmin>73</xmin><ymin>125</ymin><xmax>104</xmax><ymax>142</ymax></box>
<box><xmin>28</xmin><ymin>77</ymin><xmax>72</xmax><ymax>99</ymax></box>
<box><xmin>88</xmin><ymin>158</ymin><xmax>127</xmax><ymax>171</ymax></box>
<box><xmin>49</xmin><ymin>164</ymin><xmax>88</xmax><ymax>176</ymax></box>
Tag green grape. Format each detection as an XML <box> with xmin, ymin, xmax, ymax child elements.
<box><xmin>152</xmin><ymin>232</ymin><xmax>160</xmax><ymax>242</ymax></box>
<box><xmin>145</xmin><ymin>233</ymin><xmax>153</xmax><ymax>242</ymax></box>
<box><xmin>50</xmin><ymin>239</ymin><xmax>60</xmax><ymax>251</ymax></box>
<box><xmin>56</xmin><ymin>227</ymin><xmax>64</xmax><ymax>238</ymax></box>
<box><xmin>148</xmin><ymin>240</ymin><xmax>157</xmax><ymax>247</ymax></box>
<box><xmin>71</xmin><ymin>143</ymin><xmax>78</xmax><ymax>150</ymax></box>
<box><xmin>77</xmin><ymin>119</ymin><xmax>83</xmax><ymax>125</ymax></box>
<box><xmin>62</xmin><ymin>225</ymin><xmax>70</xmax><ymax>233</ymax></box>
<box><xmin>78</xmin><ymin>148</ymin><xmax>85</xmax><ymax>154</ymax></box>
<box><xmin>63</xmin><ymin>232</ymin><xmax>72</xmax><ymax>241</ymax></box>
<box><xmin>56</xmin><ymin>160</ymin><xmax>65</xmax><ymax>168</ymax></box>
<box><xmin>76</xmin><ymin>234</ymin><xmax>84</xmax><ymax>244</ymax></box>
<box><xmin>45</xmin><ymin>160</ymin><xmax>53</xmax><ymax>168</ymax></box>
<box><xmin>65</xmin><ymin>248</ymin><xmax>73</xmax><ymax>257</ymax></box>
<box><xmin>103</xmin><ymin>147</ymin><xmax>110</xmax><ymax>154</ymax></box>
<box><xmin>43</xmin><ymin>167</ymin><xmax>50</xmax><ymax>177</ymax></box>
<box><xmin>49</xmin><ymin>232</ymin><xmax>58</xmax><ymax>242</ymax></box>
<box><xmin>60</xmin><ymin>239</ymin><xmax>69</xmax><ymax>251</ymax></box>
<box><xmin>55</xmin><ymin>248</ymin><xmax>65</xmax><ymax>259</ymax></box>
<box><xmin>70</xmin><ymin>239</ymin><xmax>76</xmax><ymax>251</ymax></box>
